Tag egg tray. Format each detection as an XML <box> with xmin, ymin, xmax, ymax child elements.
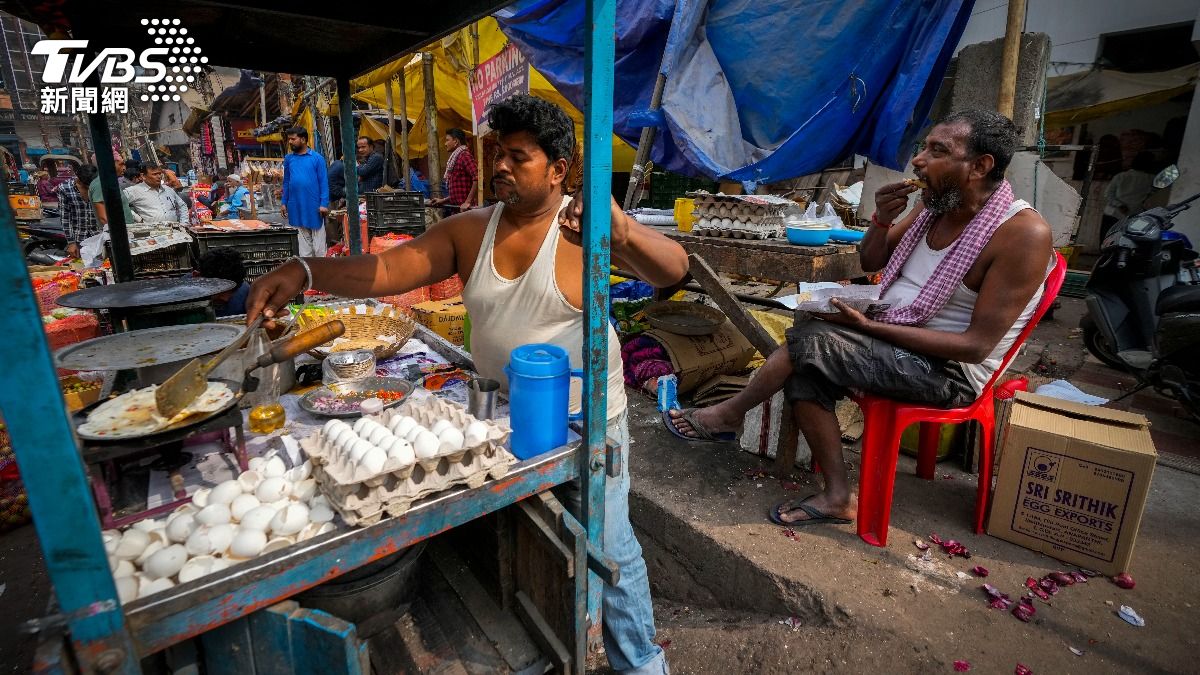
<box><xmin>301</xmin><ymin>397</ymin><xmax>515</xmax><ymax>523</ymax></box>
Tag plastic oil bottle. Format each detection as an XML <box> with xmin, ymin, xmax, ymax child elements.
<box><xmin>245</xmin><ymin>329</ymin><xmax>287</xmax><ymax>433</ymax></box>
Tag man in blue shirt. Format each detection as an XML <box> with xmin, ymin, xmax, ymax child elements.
<box><xmin>218</xmin><ymin>173</ymin><xmax>252</xmax><ymax>219</ymax></box>
<box><xmin>355</xmin><ymin>137</ymin><xmax>384</xmax><ymax>193</ymax></box>
<box><xmin>281</xmin><ymin>126</ymin><xmax>329</xmax><ymax>257</ymax></box>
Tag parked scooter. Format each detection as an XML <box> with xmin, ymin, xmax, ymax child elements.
<box><xmin>1081</xmin><ymin>164</ymin><xmax>1200</xmax><ymax>421</ymax></box>
<box><xmin>17</xmin><ymin>213</ymin><xmax>69</xmax><ymax>264</ymax></box>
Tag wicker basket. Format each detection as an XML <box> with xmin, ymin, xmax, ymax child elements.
<box><xmin>296</xmin><ymin>304</ymin><xmax>417</xmax><ymax>361</ymax></box>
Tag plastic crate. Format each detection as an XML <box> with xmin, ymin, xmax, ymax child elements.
<box><xmin>189</xmin><ymin>227</ymin><xmax>300</xmax><ymax>264</ymax></box>
<box><xmin>365</xmin><ymin>191</ymin><xmax>426</xmax><ymax>230</ymax></box>
<box><xmin>244</xmin><ymin>259</ymin><xmax>290</xmax><ymax>282</ymax></box>
<box><xmin>646</xmin><ymin>170</ymin><xmax>718</xmax><ymax>210</ymax></box>
<box><xmin>367</xmin><ymin>224</ymin><xmax>425</xmax><ymax>238</ymax></box>
<box><xmin>105</xmin><ymin>241</ymin><xmax>193</xmax><ymax>279</ymax></box>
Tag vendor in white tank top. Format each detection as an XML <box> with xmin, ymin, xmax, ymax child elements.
<box><xmin>245</xmin><ymin>95</ymin><xmax>688</xmax><ymax>675</ymax></box>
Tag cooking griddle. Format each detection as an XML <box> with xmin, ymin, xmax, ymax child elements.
<box><xmin>55</xmin><ymin>324</ymin><xmax>243</xmax><ymax>371</ymax></box>
<box><xmin>57</xmin><ymin>278</ymin><xmax>236</xmax><ymax>310</ymax></box>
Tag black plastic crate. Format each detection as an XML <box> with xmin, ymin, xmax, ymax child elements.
<box><xmin>188</xmin><ymin>227</ymin><xmax>300</xmax><ymax>264</ymax></box>
<box><xmin>105</xmin><ymin>241</ymin><xmax>192</xmax><ymax>280</ymax></box>
<box><xmin>244</xmin><ymin>259</ymin><xmax>290</xmax><ymax>282</ymax></box>
<box><xmin>365</xmin><ymin>191</ymin><xmax>426</xmax><ymax>229</ymax></box>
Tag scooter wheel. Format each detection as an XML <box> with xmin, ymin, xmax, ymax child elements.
<box><xmin>1081</xmin><ymin>316</ymin><xmax>1128</xmax><ymax>371</ymax></box>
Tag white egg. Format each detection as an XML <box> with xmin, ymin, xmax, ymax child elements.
<box><xmin>207</xmin><ymin>524</ymin><xmax>235</xmax><ymax>555</ymax></box>
<box><xmin>165</xmin><ymin>514</ymin><xmax>197</xmax><ymax>544</ymax></box>
<box><xmin>135</xmin><ymin>540</ymin><xmax>164</xmax><ymax>566</ymax></box>
<box><xmin>230</xmin><ymin>494</ymin><xmax>261</xmax><ymax>522</ymax></box>
<box><xmin>137</xmin><ymin>574</ymin><xmax>175</xmax><ymax>598</ymax></box>
<box><xmin>190</xmin><ymin>487</ymin><xmax>211</xmax><ymax>509</ymax></box>
<box><xmin>406</xmin><ymin>424</ymin><xmax>428</xmax><ymax>443</ymax></box>
<box><xmin>267</xmin><ymin>499</ymin><xmax>291</xmax><ymax>511</ymax></box>
<box><xmin>209</xmin><ymin>480</ymin><xmax>243</xmax><ymax>505</ymax></box>
<box><xmin>237</xmin><ymin>470</ymin><xmax>263</xmax><ymax>493</ymax></box>
<box><xmin>292</xmin><ymin>478</ymin><xmax>317</xmax><ymax>503</ymax></box>
<box><xmin>254</xmin><ymin>477</ymin><xmax>290</xmax><ymax>503</ymax></box>
<box><xmin>230</xmin><ymin>529</ymin><xmax>267</xmax><ymax>558</ymax></box>
<box><xmin>414</xmin><ymin>430</ymin><xmax>440</xmax><ymax>459</ymax></box>
<box><xmin>388</xmin><ymin>415</ymin><xmax>416</xmax><ymax>437</ymax></box>
<box><xmin>360</xmin><ymin>447</ymin><xmax>387</xmax><ymax>475</ymax></box>
<box><xmin>269</xmin><ymin>504</ymin><xmax>309</xmax><ymax>536</ymax></box>
<box><xmin>387</xmin><ymin>438</ymin><xmax>415</xmax><ymax>466</ymax></box>
<box><xmin>367</xmin><ymin>427</ymin><xmax>393</xmax><ymax>447</ymax></box>
<box><xmin>196</xmin><ymin>503</ymin><xmax>231</xmax><ymax>527</ymax></box>
<box><xmin>115</xmin><ymin>576</ymin><xmax>138</xmax><ymax>604</ymax></box>
<box><xmin>103</xmin><ymin>531</ymin><xmax>120</xmax><ymax>555</ymax></box>
<box><xmin>464</xmin><ymin>420</ymin><xmax>489</xmax><ymax>446</ymax></box>
<box><xmin>430</xmin><ymin>420</ymin><xmax>453</xmax><ymax>436</ymax></box>
<box><xmin>315</xmin><ymin>523</ymin><xmax>336</xmax><ymax>536</ymax></box>
<box><xmin>143</xmin><ymin>544</ymin><xmax>187</xmax><ymax>580</ymax></box>
<box><xmin>284</xmin><ymin>461</ymin><xmax>311</xmax><ymax>483</ymax></box>
<box><xmin>112</xmin><ymin>559</ymin><xmax>135</xmax><ymax>579</ymax></box>
<box><xmin>309</xmin><ymin>503</ymin><xmax>335</xmax><ymax>524</ymax></box>
<box><xmin>437</xmin><ymin>427</ymin><xmax>465</xmax><ymax>453</ymax></box>
<box><xmin>178</xmin><ymin>555</ymin><xmax>217</xmax><ymax>584</ymax></box>
<box><xmin>239</xmin><ymin>505</ymin><xmax>277</xmax><ymax>532</ymax></box>
<box><xmin>322</xmin><ymin>419</ymin><xmax>340</xmax><ymax>436</ymax></box>
<box><xmin>210</xmin><ymin>558</ymin><xmax>230</xmax><ymax>572</ymax></box>
<box><xmin>146</xmin><ymin>528</ymin><xmax>169</xmax><ymax>546</ymax></box>
<box><xmin>310</xmin><ymin>495</ymin><xmax>331</xmax><ymax>511</ymax></box>
<box><xmin>335</xmin><ymin>434</ymin><xmax>358</xmax><ymax>458</ymax></box>
<box><xmin>262</xmin><ymin>455</ymin><xmax>287</xmax><ymax>478</ymax></box>
<box><xmin>248</xmin><ymin>457</ymin><xmax>266</xmax><ymax>472</ymax></box>
<box><xmin>173</xmin><ymin>503</ymin><xmax>198</xmax><ymax>518</ymax></box>
<box><xmin>185</xmin><ymin>528</ymin><xmax>215</xmax><ymax>557</ymax></box>
<box><xmin>263</xmin><ymin>537</ymin><xmax>294</xmax><ymax>554</ymax></box>
<box><xmin>349</xmin><ymin>439</ymin><xmax>374</xmax><ymax>464</ymax></box>
<box><xmin>352</xmin><ymin>418</ymin><xmax>372</xmax><ymax>434</ymax></box>
<box><xmin>114</xmin><ymin>529</ymin><xmax>150</xmax><ymax>560</ymax></box>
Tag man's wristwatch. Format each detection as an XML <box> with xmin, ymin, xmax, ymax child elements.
<box><xmin>286</xmin><ymin>256</ymin><xmax>313</xmax><ymax>293</ymax></box>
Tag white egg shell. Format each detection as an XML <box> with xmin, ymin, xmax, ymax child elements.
<box><xmin>135</xmin><ymin>540</ymin><xmax>164</xmax><ymax>566</ymax></box>
<box><xmin>310</xmin><ymin>495</ymin><xmax>330</xmax><ymax>511</ymax></box>
<box><xmin>352</xmin><ymin>418</ymin><xmax>372</xmax><ymax>434</ymax></box>
<box><xmin>267</xmin><ymin>499</ymin><xmax>291</xmax><ymax>511</ymax></box>
<box><xmin>349</xmin><ymin>439</ymin><xmax>374</xmax><ymax>464</ymax></box>
<box><xmin>388</xmin><ymin>416</ymin><xmax>417</xmax><ymax>437</ymax></box>
<box><xmin>387</xmin><ymin>438</ymin><xmax>415</xmax><ymax>465</ymax></box>
<box><xmin>309</xmin><ymin>503</ymin><xmax>335</xmax><ymax>524</ymax></box>
<box><xmin>430</xmin><ymin>419</ymin><xmax>453</xmax><ymax>436</ymax></box>
<box><xmin>239</xmin><ymin>505</ymin><xmax>277</xmax><ymax>532</ymax></box>
<box><xmin>185</xmin><ymin>528</ymin><xmax>215</xmax><ymax>557</ymax></box>
<box><xmin>165</xmin><ymin>513</ymin><xmax>198</xmax><ymax>543</ymax></box>
<box><xmin>413</xmin><ymin>430</ymin><xmax>440</xmax><ymax>459</ymax></box>
<box><xmin>173</xmin><ymin>503</ymin><xmax>198</xmax><ymax>518</ymax></box>
<box><xmin>322</xmin><ymin>419</ymin><xmax>340</xmax><ymax>436</ymax></box>
<box><xmin>437</xmin><ymin>427</ymin><xmax>465</xmax><ymax>453</ymax></box>
<box><xmin>315</xmin><ymin>522</ymin><xmax>336</xmax><ymax>536</ymax></box>
<box><xmin>292</xmin><ymin>478</ymin><xmax>317</xmax><ymax>503</ymax></box>
<box><xmin>405</xmin><ymin>425</ymin><xmax>427</xmax><ymax>443</ymax></box>
<box><xmin>102</xmin><ymin>529</ymin><xmax>121</xmax><ymax>544</ymax></box>
<box><xmin>262</xmin><ymin>455</ymin><xmax>287</xmax><ymax>478</ymax></box>
<box><xmin>367</xmin><ymin>427</ymin><xmax>393</xmax><ymax>446</ymax></box>
<box><xmin>115</xmin><ymin>576</ymin><xmax>139</xmax><ymax>604</ymax></box>
<box><xmin>137</xmin><ymin>574</ymin><xmax>175</xmax><ymax>598</ymax></box>
<box><xmin>207</xmin><ymin>523</ymin><xmax>235</xmax><ymax>555</ymax></box>
<box><xmin>464</xmin><ymin>421</ymin><xmax>489</xmax><ymax>446</ymax></box>
<box><xmin>143</xmin><ymin>544</ymin><xmax>187</xmax><ymax>580</ymax></box>
<box><xmin>284</xmin><ymin>461</ymin><xmax>311</xmax><ymax>483</ymax></box>
<box><xmin>254</xmin><ymin>477</ymin><xmax>290</xmax><ymax>503</ymax></box>
<box><xmin>230</xmin><ymin>494</ymin><xmax>261</xmax><ymax>522</ymax></box>
<box><xmin>196</xmin><ymin>503</ymin><xmax>231</xmax><ymax>527</ymax></box>
<box><xmin>248</xmin><ymin>456</ymin><xmax>266</xmax><ymax>472</ymax></box>
<box><xmin>360</xmin><ymin>447</ymin><xmax>387</xmax><ymax>475</ymax></box>
<box><xmin>209</xmin><ymin>480</ymin><xmax>243</xmax><ymax>506</ymax></box>
<box><xmin>263</xmin><ymin>536</ymin><xmax>294</xmax><ymax>554</ymax></box>
<box><xmin>230</xmin><ymin>529</ymin><xmax>267</xmax><ymax>558</ymax></box>
<box><xmin>146</xmin><ymin>528</ymin><xmax>169</xmax><ymax>546</ymax></box>
<box><xmin>210</xmin><ymin>557</ymin><xmax>229</xmax><ymax>572</ymax></box>
<box><xmin>114</xmin><ymin>529</ymin><xmax>150</xmax><ymax>560</ymax></box>
<box><xmin>237</xmin><ymin>470</ymin><xmax>263</xmax><ymax>493</ymax></box>
<box><xmin>178</xmin><ymin>555</ymin><xmax>217</xmax><ymax>583</ymax></box>
<box><xmin>112</xmin><ymin>558</ymin><xmax>135</xmax><ymax>579</ymax></box>
<box><xmin>270</xmin><ymin>504</ymin><xmax>309</xmax><ymax>536</ymax></box>
<box><xmin>190</xmin><ymin>488</ymin><xmax>211</xmax><ymax>508</ymax></box>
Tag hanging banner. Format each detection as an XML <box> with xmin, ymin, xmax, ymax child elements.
<box><xmin>469</xmin><ymin>42</ymin><xmax>530</xmax><ymax>135</ymax></box>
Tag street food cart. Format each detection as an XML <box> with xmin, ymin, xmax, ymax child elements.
<box><xmin>0</xmin><ymin>2</ymin><xmax>619</xmax><ymax>673</ymax></box>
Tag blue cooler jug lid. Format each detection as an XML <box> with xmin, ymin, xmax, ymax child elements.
<box><xmin>508</xmin><ymin>343</ymin><xmax>570</xmax><ymax>377</ymax></box>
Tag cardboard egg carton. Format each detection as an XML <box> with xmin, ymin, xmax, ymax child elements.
<box><xmin>688</xmin><ymin>191</ymin><xmax>796</xmax><ymax>239</ymax></box>
<box><xmin>301</xmin><ymin>397</ymin><xmax>515</xmax><ymax>524</ymax></box>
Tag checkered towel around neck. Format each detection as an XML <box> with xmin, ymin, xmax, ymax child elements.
<box><xmin>876</xmin><ymin>179</ymin><xmax>1016</xmax><ymax>326</ymax></box>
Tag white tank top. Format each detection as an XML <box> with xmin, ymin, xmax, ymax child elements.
<box><xmin>880</xmin><ymin>200</ymin><xmax>1043</xmax><ymax>394</ymax></box>
<box><xmin>462</xmin><ymin>198</ymin><xmax>627</xmax><ymax>421</ymax></box>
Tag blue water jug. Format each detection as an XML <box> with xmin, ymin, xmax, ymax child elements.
<box><xmin>505</xmin><ymin>343</ymin><xmax>582</xmax><ymax>460</ymax></box>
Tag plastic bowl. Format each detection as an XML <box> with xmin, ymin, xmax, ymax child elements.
<box><xmin>786</xmin><ymin>225</ymin><xmax>832</xmax><ymax>246</ymax></box>
<box><xmin>829</xmin><ymin>228</ymin><xmax>866</xmax><ymax>243</ymax></box>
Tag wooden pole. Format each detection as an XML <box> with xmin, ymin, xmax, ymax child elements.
<box><xmin>337</xmin><ymin>76</ymin><xmax>362</xmax><ymax>255</ymax></box>
<box><xmin>398</xmin><ymin>72</ymin><xmax>411</xmax><ymax>191</ymax></box>
<box><xmin>470</xmin><ymin>23</ymin><xmax>485</xmax><ymax>206</ymax></box>
<box><xmin>385</xmin><ymin>76</ymin><xmax>396</xmax><ymax>187</ymax></box>
<box><xmin>996</xmin><ymin>0</ymin><xmax>1027</xmax><ymax>119</ymax></box>
<box><xmin>622</xmin><ymin>71</ymin><xmax>667</xmax><ymax>210</ymax></box>
<box><xmin>423</xmin><ymin>52</ymin><xmax>443</xmax><ymax>220</ymax></box>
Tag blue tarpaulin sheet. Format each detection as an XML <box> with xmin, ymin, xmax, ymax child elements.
<box><xmin>496</xmin><ymin>0</ymin><xmax>974</xmax><ymax>187</ymax></box>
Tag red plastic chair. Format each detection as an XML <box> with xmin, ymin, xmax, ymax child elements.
<box><xmin>852</xmin><ymin>251</ymin><xmax>1067</xmax><ymax>547</ymax></box>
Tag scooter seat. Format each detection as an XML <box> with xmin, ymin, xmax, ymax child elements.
<box><xmin>1157</xmin><ymin>283</ymin><xmax>1200</xmax><ymax>314</ymax></box>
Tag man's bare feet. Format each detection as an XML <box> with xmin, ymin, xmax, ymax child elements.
<box><xmin>772</xmin><ymin>492</ymin><xmax>857</xmax><ymax>525</ymax></box>
<box><xmin>668</xmin><ymin>405</ymin><xmax>741</xmax><ymax>439</ymax></box>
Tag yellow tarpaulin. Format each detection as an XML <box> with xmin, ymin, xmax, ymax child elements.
<box><xmin>345</xmin><ymin>17</ymin><xmax>634</xmax><ymax>169</ymax></box>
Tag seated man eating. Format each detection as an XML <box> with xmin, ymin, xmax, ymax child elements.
<box><xmin>668</xmin><ymin>109</ymin><xmax>1053</xmax><ymax>526</ymax></box>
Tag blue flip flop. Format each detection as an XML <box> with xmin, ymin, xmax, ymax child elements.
<box><xmin>769</xmin><ymin>496</ymin><xmax>852</xmax><ymax>527</ymax></box>
<box><xmin>661</xmin><ymin>408</ymin><xmax>736</xmax><ymax>443</ymax></box>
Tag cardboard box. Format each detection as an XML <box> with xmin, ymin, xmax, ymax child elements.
<box><xmin>642</xmin><ymin>322</ymin><xmax>755</xmax><ymax>393</ymax></box>
<box><xmin>988</xmin><ymin>392</ymin><xmax>1156</xmax><ymax>575</ymax></box>
<box><xmin>412</xmin><ymin>296</ymin><xmax>467</xmax><ymax>345</ymax></box>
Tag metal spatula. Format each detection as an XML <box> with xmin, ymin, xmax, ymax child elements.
<box><xmin>155</xmin><ymin>315</ymin><xmax>265</xmax><ymax>419</ymax></box>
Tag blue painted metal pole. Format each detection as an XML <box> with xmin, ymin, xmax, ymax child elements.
<box><xmin>0</xmin><ymin>182</ymin><xmax>139</xmax><ymax>674</ymax></box>
<box><xmin>582</xmin><ymin>0</ymin><xmax>616</xmax><ymax>632</ymax></box>
<box><xmin>337</xmin><ymin>76</ymin><xmax>362</xmax><ymax>255</ymax></box>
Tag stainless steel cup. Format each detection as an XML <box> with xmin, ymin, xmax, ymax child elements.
<box><xmin>467</xmin><ymin>378</ymin><xmax>500</xmax><ymax>420</ymax></box>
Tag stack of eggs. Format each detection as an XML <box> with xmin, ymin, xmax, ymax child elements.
<box><xmin>319</xmin><ymin>414</ymin><xmax>490</xmax><ymax>481</ymax></box>
<box><xmin>103</xmin><ymin>453</ymin><xmax>336</xmax><ymax>603</ymax></box>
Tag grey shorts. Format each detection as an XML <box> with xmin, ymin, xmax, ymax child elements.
<box><xmin>783</xmin><ymin>320</ymin><xmax>977</xmax><ymax>411</ymax></box>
